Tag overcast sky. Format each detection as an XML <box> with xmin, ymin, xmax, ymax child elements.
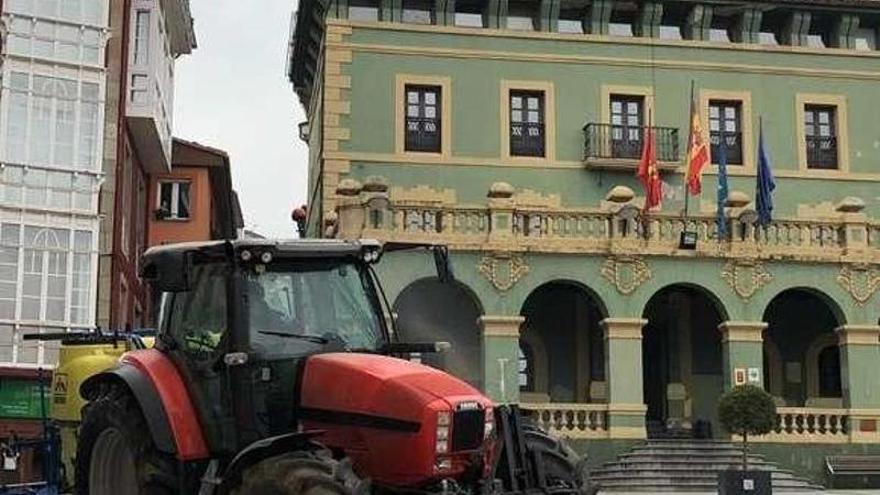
<box><xmin>174</xmin><ymin>0</ymin><xmax>306</xmax><ymax>238</ymax></box>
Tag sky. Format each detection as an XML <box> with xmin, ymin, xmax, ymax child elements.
<box><xmin>174</xmin><ymin>0</ymin><xmax>306</xmax><ymax>238</ymax></box>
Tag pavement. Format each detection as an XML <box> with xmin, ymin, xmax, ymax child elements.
<box><xmin>596</xmin><ymin>491</ymin><xmax>880</xmax><ymax>494</ymax></box>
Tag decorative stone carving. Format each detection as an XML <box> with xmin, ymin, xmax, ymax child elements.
<box><xmin>721</xmin><ymin>259</ymin><xmax>772</xmax><ymax>300</ymax></box>
<box><xmin>837</xmin><ymin>196</ymin><xmax>865</xmax><ymax>213</ymax></box>
<box><xmin>478</xmin><ymin>253</ymin><xmax>529</xmax><ymax>292</ymax></box>
<box><xmin>488</xmin><ymin>182</ymin><xmax>515</xmax><ymax>199</ymax></box>
<box><xmin>601</xmin><ymin>257</ymin><xmax>652</xmax><ymax>295</ymax></box>
<box><xmin>336</xmin><ymin>178</ymin><xmax>362</xmax><ymax>197</ymax></box>
<box><xmin>362</xmin><ymin>175</ymin><xmax>389</xmax><ymax>193</ymax></box>
<box><xmin>837</xmin><ymin>264</ymin><xmax>880</xmax><ymax>304</ymax></box>
<box><xmin>605</xmin><ymin>186</ymin><xmax>634</xmax><ymax>204</ymax></box>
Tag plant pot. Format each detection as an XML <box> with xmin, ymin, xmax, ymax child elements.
<box><xmin>718</xmin><ymin>469</ymin><xmax>772</xmax><ymax>495</ymax></box>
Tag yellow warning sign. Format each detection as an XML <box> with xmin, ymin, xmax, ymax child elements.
<box><xmin>53</xmin><ymin>373</ymin><xmax>68</xmax><ymax>404</ymax></box>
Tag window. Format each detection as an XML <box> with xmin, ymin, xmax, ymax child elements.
<box><xmin>6</xmin><ymin>0</ymin><xmax>107</xmax><ymax>26</ymax></box>
<box><xmin>169</xmin><ymin>263</ymin><xmax>226</xmax><ymax>362</ymax></box>
<box><xmin>402</xmin><ymin>0</ymin><xmax>432</xmax><ymax>24</ymax></box>
<box><xmin>404</xmin><ymin>85</ymin><xmax>442</xmax><ymax>153</ymax></box>
<box><xmin>854</xmin><ymin>27</ymin><xmax>877</xmax><ymax>51</ymax></box>
<box><xmin>507</xmin><ymin>0</ymin><xmax>536</xmax><ymax>31</ymax></box>
<box><xmin>2</xmin><ymin>72</ymin><xmax>103</xmax><ymax>170</ymax></box>
<box><xmin>133</xmin><ymin>10</ymin><xmax>151</xmax><ymax>66</ymax></box>
<box><xmin>6</xmin><ymin>17</ymin><xmax>104</xmax><ymax>65</ymax></box>
<box><xmin>349</xmin><ymin>0</ymin><xmax>379</xmax><ymax>21</ymax></box>
<box><xmin>610</xmin><ymin>95</ymin><xmax>644</xmax><ymax>159</ymax></box>
<box><xmin>804</xmin><ymin>105</ymin><xmax>838</xmax><ymax>169</ymax></box>
<box><xmin>509</xmin><ymin>91</ymin><xmax>545</xmax><ymax>157</ymax></box>
<box><xmin>817</xmin><ymin>346</ymin><xmax>842</xmax><ymax>398</ymax></box>
<box><xmin>709</xmin><ymin>101</ymin><xmax>743</xmax><ymax>165</ymax></box>
<box><xmin>157</xmin><ymin>181</ymin><xmax>191</xmax><ymax>220</ymax></box>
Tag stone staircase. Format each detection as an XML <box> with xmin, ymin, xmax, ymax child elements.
<box><xmin>590</xmin><ymin>440</ymin><xmax>824</xmax><ymax>492</ymax></box>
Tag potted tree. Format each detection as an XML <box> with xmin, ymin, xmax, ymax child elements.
<box><xmin>717</xmin><ymin>384</ymin><xmax>777</xmax><ymax>495</ymax></box>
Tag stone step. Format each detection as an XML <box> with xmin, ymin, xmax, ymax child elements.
<box><xmin>592</xmin><ymin>467</ymin><xmax>800</xmax><ymax>478</ymax></box>
<box><xmin>590</xmin><ymin>439</ymin><xmax>823</xmax><ymax>492</ymax></box>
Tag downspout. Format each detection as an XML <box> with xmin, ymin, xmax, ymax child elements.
<box><xmin>108</xmin><ymin>0</ymin><xmax>132</xmax><ymax>329</ymax></box>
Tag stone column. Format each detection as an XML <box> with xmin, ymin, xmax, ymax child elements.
<box><xmin>479</xmin><ymin>315</ymin><xmax>525</xmax><ymax>404</ymax></box>
<box><xmin>837</xmin><ymin>325</ymin><xmax>880</xmax><ymax>442</ymax></box>
<box><xmin>719</xmin><ymin>321</ymin><xmax>766</xmax><ymax>391</ymax></box>
<box><xmin>836</xmin><ymin>325</ymin><xmax>880</xmax><ymax>408</ymax></box>
<box><xmin>601</xmin><ymin>318</ymin><xmax>648</xmax><ymax>439</ymax></box>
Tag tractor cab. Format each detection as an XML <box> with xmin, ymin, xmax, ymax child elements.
<box><xmin>142</xmin><ymin>239</ymin><xmax>398</xmax><ymax>450</ymax></box>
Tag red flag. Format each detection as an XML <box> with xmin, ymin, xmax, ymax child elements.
<box><xmin>637</xmin><ymin>127</ymin><xmax>662</xmax><ymax>211</ymax></box>
<box><xmin>685</xmin><ymin>98</ymin><xmax>710</xmax><ymax>195</ymax></box>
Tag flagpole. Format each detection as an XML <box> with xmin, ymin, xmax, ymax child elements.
<box><xmin>684</xmin><ymin>80</ymin><xmax>695</xmax><ymax>219</ymax></box>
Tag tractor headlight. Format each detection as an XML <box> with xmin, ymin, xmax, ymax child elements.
<box><xmin>437</xmin><ymin>411</ymin><xmax>451</xmax><ymax>454</ymax></box>
<box><xmin>484</xmin><ymin>406</ymin><xmax>494</xmax><ymax>440</ymax></box>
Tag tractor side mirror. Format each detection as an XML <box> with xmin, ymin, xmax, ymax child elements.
<box><xmin>140</xmin><ymin>251</ymin><xmax>193</xmax><ymax>292</ymax></box>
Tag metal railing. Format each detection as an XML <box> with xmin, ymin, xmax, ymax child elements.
<box><xmin>583</xmin><ymin>123</ymin><xmax>680</xmax><ymax>162</ymax></box>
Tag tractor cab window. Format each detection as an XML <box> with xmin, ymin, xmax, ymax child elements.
<box><xmin>166</xmin><ymin>262</ymin><xmax>227</xmax><ymax>362</ymax></box>
<box><xmin>246</xmin><ymin>260</ymin><xmax>383</xmax><ymax>358</ymax></box>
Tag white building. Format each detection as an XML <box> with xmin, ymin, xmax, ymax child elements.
<box><xmin>0</xmin><ymin>0</ymin><xmax>109</xmax><ymax>367</ymax></box>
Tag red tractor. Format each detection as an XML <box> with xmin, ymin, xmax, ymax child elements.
<box><xmin>75</xmin><ymin>239</ymin><xmax>584</xmax><ymax>494</ymax></box>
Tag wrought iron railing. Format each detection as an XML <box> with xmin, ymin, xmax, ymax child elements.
<box><xmin>806</xmin><ymin>136</ymin><xmax>838</xmax><ymax>169</ymax></box>
<box><xmin>583</xmin><ymin>123</ymin><xmax>680</xmax><ymax>162</ymax></box>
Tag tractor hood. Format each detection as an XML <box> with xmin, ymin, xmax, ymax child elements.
<box><xmin>299</xmin><ymin>353</ymin><xmax>489</xmax><ymax>426</ymax></box>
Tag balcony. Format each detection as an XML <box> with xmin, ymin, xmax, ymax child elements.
<box><xmin>332</xmin><ymin>181</ymin><xmax>879</xmax><ymax>265</ymax></box>
<box><xmin>583</xmin><ymin>123</ymin><xmax>681</xmax><ymax>170</ymax></box>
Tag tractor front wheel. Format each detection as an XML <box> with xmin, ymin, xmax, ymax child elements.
<box><xmin>75</xmin><ymin>383</ymin><xmax>181</xmax><ymax>495</ymax></box>
<box><xmin>234</xmin><ymin>451</ymin><xmax>366</xmax><ymax>495</ymax></box>
<box><xmin>521</xmin><ymin>420</ymin><xmax>587</xmax><ymax>493</ymax></box>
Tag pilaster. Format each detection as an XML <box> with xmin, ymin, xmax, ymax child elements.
<box><xmin>483</xmin><ymin>0</ymin><xmax>508</xmax><ymax>29</ymax></box>
<box><xmin>836</xmin><ymin>325</ymin><xmax>880</xmax><ymax>409</ymax></box>
<box><xmin>730</xmin><ymin>8</ymin><xmax>762</xmax><ymax>44</ymax></box>
<box><xmin>379</xmin><ymin>0</ymin><xmax>403</xmax><ymax>22</ymax></box>
<box><xmin>326</xmin><ymin>0</ymin><xmax>349</xmax><ymax>19</ymax></box>
<box><xmin>719</xmin><ymin>321</ymin><xmax>766</xmax><ymax>391</ymax></box>
<box><xmin>479</xmin><ymin>315</ymin><xmax>525</xmax><ymax>404</ymax></box>
<box><xmin>635</xmin><ymin>2</ymin><xmax>663</xmax><ymax>38</ymax></box>
<box><xmin>601</xmin><ymin>317</ymin><xmax>648</xmax><ymax>439</ymax></box>
<box><xmin>537</xmin><ymin>0</ymin><xmax>561</xmax><ymax>33</ymax></box>
<box><xmin>779</xmin><ymin>11</ymin><xmax>812</xmax><ymax>47</ymax></box>
<box><xmin>583</xmin><ymin>0</ymin><xmax>612</xmax><ymax>35</ymax></box>
<box><xmin>434</xmin><ymin>0</ymin><xmax>455</xmax><ymax>26</ymax></box>
<box><xmin>683</xmin><ymin>4</ymin><xmax>713</xmax><ymax>41</ymax></box>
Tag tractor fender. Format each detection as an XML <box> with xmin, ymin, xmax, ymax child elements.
<box><xmin>217</xmin><ymin>431</ymin><xmax>325</xmax><ymax>495</ymax></box>
<box><xmin>80</xmin><ymin>349</ymin><xmax>210</xmax><ymax>461</ymax></box>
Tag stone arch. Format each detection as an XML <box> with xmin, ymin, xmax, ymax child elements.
<box><xmin>392</xmin><ymin>277</ymin><xmax>484</xmax><ymax>388</ymax></box>
<box><xmin>763</xmin><ymin>287</ymin><xmax>844</xmax><ymax>407</ymax></box>
<box><xmin>519</xmin><ymin>280</ymin><xmax>608</xmax><ymax>404</ymax></box>
<box><xmin>641</xmin><ymin>283</ymin><xmax>728</xmax><ymax>438</ymax></box>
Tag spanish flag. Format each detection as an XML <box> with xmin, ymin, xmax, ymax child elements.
<box><xmin>685</xmin><ymin>90</ymin><xmax>710</xmax><ymax>195</ymax></box>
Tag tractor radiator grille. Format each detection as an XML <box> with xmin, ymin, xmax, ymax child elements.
<box><xmin>452</xmin><ymin>409</ymin><xmax>484</xmax><ymax>451</ymax></box>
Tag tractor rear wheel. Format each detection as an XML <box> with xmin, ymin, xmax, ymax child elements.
<box><xmin>234</xmin><ymin>451</ymin><xmax>366</xmax><ymax>495</ymax></box>
<box><xmin>75</xmin><ymin>383</ymin><xmax>181</xmax><ymax>495</ymax></box>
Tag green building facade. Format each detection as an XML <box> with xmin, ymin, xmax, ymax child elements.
<box><xmin>289</xmin><ymin>0</ymin><xmax>880</xmax><ymax>479</ymax></box>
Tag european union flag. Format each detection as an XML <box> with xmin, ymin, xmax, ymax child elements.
<box><xmin>756</xmin><ymin>122</ymin><xmax>776</xmax><ymax>227</ymax></box>
<box><xmin>716</xmin><ymin>136</ymin><xmax>729</xmax><ymax>239</ymax></box>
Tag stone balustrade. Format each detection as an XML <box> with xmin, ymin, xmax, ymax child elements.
<box><xmin>335</xmin><ymin>185</ymin><xmax>877</xmax><ymax>263</ymax></box>
<box><xmin>519</xmin><ymin>403</ymin><xmax>609</xmax><ymax>439</ymax></box>
<box><xmin>750</xmin><ymin>407</ymin><xmax>850</xmax><ymax>443</ymax></box>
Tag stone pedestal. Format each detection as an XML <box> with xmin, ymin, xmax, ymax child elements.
<box><xmin>479</xmin><ymin>315</ymin><xmax>525</xmax><ymax>403</ymax></box>
<box><xmin>719</xmin><ymin>321</ymin><xmax>766</xmax><ymax>391</ymax></box>
<box><xmin>601</xmin><ymin>317</ymin><xmax>648</xmax><ymax>439</ymax></box>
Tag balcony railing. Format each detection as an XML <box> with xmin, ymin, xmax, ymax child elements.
<box><xmin>748</xmin><ymin>408</ymin><xmax>850</xmax><ymax>444</ymax></box>
<box><xmin>335</xmin><ymin>186</ymin><xmax>877</xmax><ymax>264</ymax></box>
<box><xmin>519</xmin><ymin>403</ymin><xmax>609</xmax><ymax>439</ymax></box>
<box><xmin>806</xmin><ymin>136</ymin><xmax>838</xmax><ymax>169</ymax></box>
<box><xmin>583</xmin><ymin>123</ymin><xmax>680</xmax><ymax>164</ymax></box>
